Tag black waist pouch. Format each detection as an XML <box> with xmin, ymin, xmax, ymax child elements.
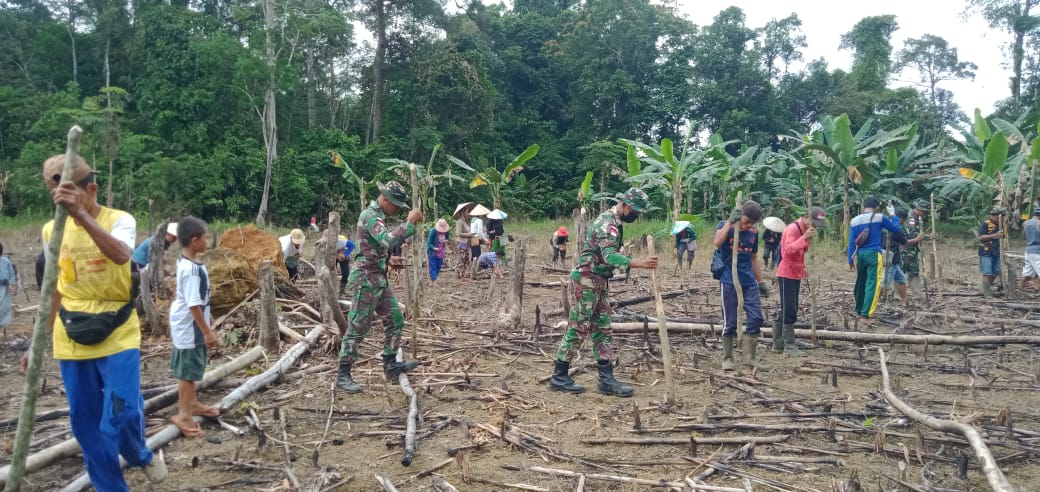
<box><xmin>59</xmin><ymin>302</ymin><xmax>134</xmax><ymax>345</ymax></box>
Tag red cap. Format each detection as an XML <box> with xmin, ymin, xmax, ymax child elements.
<box><xmin>557</xmin><ymin>227</ymin><xmax>568</xmax><ymax>236</ymax></box>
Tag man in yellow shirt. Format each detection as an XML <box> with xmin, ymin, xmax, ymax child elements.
<box><xmin>23</xmin><ymin>154</ymin><xmax>165</xmax><ymax>491</ymax></box>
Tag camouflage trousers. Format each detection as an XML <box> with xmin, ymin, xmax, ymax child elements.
<box><xmin>903</xmin><ymin>249</ymin><xmax>921</xmax><ymax>277</ymax></box>
<box><xmin>555</xmin><ymin>274</ymin><xmax>614</xmax><ymax>362</ymax></box>
<box><xmin>339</xmin><ymin>271</ymin><xmax>405</xmax><ymax>365</ymax></box>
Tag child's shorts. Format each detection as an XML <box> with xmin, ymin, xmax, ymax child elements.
<box><xmin>171</xmin><ymin>345</ymin><xmax>208</xmax><ymax>381</ymax></box>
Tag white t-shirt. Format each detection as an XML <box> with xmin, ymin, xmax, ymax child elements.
<box><xmin>40</xmin><ymin>213</ymin><xmax>136</xmax><ymax>250</ymax></box>
<box><xmin>169</xmin><ymin>256</ymin><xmax>211</xmax><ymax>349</ymax></box>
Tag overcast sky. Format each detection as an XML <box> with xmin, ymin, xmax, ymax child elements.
<box><xmin>680</xmin><ymin>0</ymin><xmax>1012</xmax><ymax>116</ymax></box>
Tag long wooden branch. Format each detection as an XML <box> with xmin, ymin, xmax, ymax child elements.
<box><xmin>397</xmin><ymin>348</ymin><xmax>418</xmax><ymax>467</ymax></box>
<box><xmin>60</xmin><ymin>327</ymin><xmax>324</xmax><ymax>492</ymax></box>
<box><xmin>581</xmin><ymin>435</ymin><xmax>789</xmax><ymax>446</ymax></box>
<box><xmin>878</xmin><ymin>348</ymin><xmax>1012</xmax><ymax>492</ymax></box>
<box><xmin>608</xmin><ymin>322</ymin><xmax>1040</xmax><ymax>345</ymax></box>
<box><xmin>0</xmin><ymin>345</ymin><xmax>266</xmax><ymax>487</ymax></box>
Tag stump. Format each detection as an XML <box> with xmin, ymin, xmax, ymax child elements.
<box><xmin>258</xmin><ymin>260</ymin><xmax>279</xmax><ymax>353</ymax></box>
<box><xmin>500</xmin><ymin>239</ymin><xmax>525</xmax><ymax>331</ymax></box>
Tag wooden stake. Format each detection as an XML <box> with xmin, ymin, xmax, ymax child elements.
<box><xmin>878</xmin><ymin>348</ymin><xmax>1011</xmax><ymax>492</ymax></box>
<box><xmin>6</xmin><ymin>125</ymin><xmax>83</xmax><ymax>492</ymax></box>
<box><xmin>930</xmin><ymin>193</ymin><xmax>942</xmax><ymax>302</ymax></box>
<box><xmin>408</xmin><ymin>164</ymin><xmax>421</xmax><ymax>359</ymax></box>
<box><xmin>731</xmin><ymin>192</ymin><xmax>744</xmax><ymax>345</ymax></box>
<box><xmin>805</xmin><ymin>187</ymin><xmax>817</xmax><ymax>341</ymax></box>
<box><xmin>646</xmin><ymin>236</ymin><xmax>675</xmax><ymax>404</ymax></box>
<box><xmin>258</xmin><ymin>260</ymin><xmax>279</xmax><ymax>353</ymax></box>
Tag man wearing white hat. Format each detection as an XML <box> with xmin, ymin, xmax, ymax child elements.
<box><xmin>131</xmin><ymin>222</ymin><xmax>179</xmax><ymax>272</ymax></box>
<box><xmin>279</xmin><ymin>229</ymin><xmax>306</xmax><ymax>281</ymax></box>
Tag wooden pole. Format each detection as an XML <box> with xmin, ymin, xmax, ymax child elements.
<box><xmin>731</xmin><ymin>192</ymin><xmax>744</xmax><ymax>344</ymax></box>
<box><xmin>408</xmin><ymin>164</ymin><xmax>422</xmax><ymax>359</ymax></box>
<box><xmin>646</xmin><ymin>236</ymin><xmax>675</xmax><ymax>404</ymax></box>
<box><xmin>805</xmin><ymin>187</ymin><xmax>817</xmax><ymax>341</ymax></box>
<box><xmin>258</xmin><ymin>260</ymin><xmax>279</xmax><ymax>353</ymax></box>
<box><xmin>878</xmin><ymin>348</ymin><xmax>1011</xmax><ymax>492</ymax></box>
<box><xmin>6</xmin><ymin>125</ymin><xmax>83</xmax><ymax>492</ymax></box>
<box><xmin>144</xmin><ymin>223</ymin><xmax>167</xmax><ymax>338</ymax></box>
<box><xmin>930</xmin><ymin>193</ymin><xmax>942</xmax><ymax>302</ymax></box>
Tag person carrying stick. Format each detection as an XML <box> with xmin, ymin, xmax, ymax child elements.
<box><xmin>977</xmin><ymin>208</ymin><xmax>1003</xmax><ymax>297</ymax></box>
<box><xmin>848</xmin><ymin>197</ymin><xmax>903</xmax><ymax>319</ymax></box>
<box><xmin>336</xmin><ymin>182</ymin><xmax>422</xmax><ymax>394</ymax></box>
<box><xmin>714</xmin><ymin>201</ymin><xmax>770</xmax><ymax>371</ymax></box>
<box><xmin>771</xmin><ymin>206</ymin><xmax>825</xmax><ymax>357</ymax></box>
<box><xmin>902</xmin><ymin>199</ymin><xmax>931</xmax><ymax>304</ymax></box>
<box><xmin>549</xmin><ymin>188</ymin><xmax>658</xmax><ymax>397</ymax></box>
<box><xmin>20</xmin><ymin>154</ymin><xmax>166</xmax><ymax>490</ymax></box>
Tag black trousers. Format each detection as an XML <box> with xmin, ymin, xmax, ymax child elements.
<box><xmin>776</xmin><ymin>277</ymin><xmax>801</xmax><ymax>325</ymax></box>
<box><xmin>338</xmin><ymin>259</ymin><xmax>350</xmax><ymax>286</ymax></box>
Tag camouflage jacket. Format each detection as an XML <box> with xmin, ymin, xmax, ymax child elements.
<box><xmin>354</xmin><ymin>201</ymin><xmax>415</xmax><ymax>275</ymax></box>
<box><xmin>573</xmin><ymin>209</ymin><xmax>631</xmax><ymax>279</ymax></box>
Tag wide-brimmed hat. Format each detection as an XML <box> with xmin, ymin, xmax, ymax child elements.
<box><xmin>435</xmin><ymin>219</ymin><xmax>450</xmax><ymax>233</ymax></box>
<box><xmin>487</xmin><ymin>209</ymin><xmax>508</xmax><ymax>220</ymax></box>
<box><xmin>166</xmin><ymin>223</ymin><xmax>179</xmax><ymax>237</ymax></box>
<box><xmin>42</xmin><ymin>154</ymin><xmax>94</xmax><ymax>187</ymax></box>
<box><xmin>809</xmin><ymin>206</ymin><xmax>826</xmax><ymax>227</ymax></box>
<box><xmin>378</xmin><ymin>181</ymin><xmax>409</xmax><ymax>208</ymax></box>
<box><xmin>556</xmin><ymin>227</ymin><xmax>568</xmax><ymax>236</ymax></box>
<box><xmin>470</xmin><ymin>204</ymin><xmax>491</xmax><ymax>216</ymax></box>
<box><xmin>453</xmin><ymin>202</ymin><xmax>475</xmax><ymax>219</ymax></box>
<box><xmin>290</xmin><ymin>228</ymin><xmax>306</xmax><ymax>244</ymax></box>
<box><xmin>615</xmin><ymin>187</ymin><xmax>651</xmax><ymax>213</ymax></box>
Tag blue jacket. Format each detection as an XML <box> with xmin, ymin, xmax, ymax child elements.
<box><xmin>847</xmin><ymin>211</ymin><xmax>902</xmax><ymax>264</ymax></box>
<box><xmin>131</xmin><ymin>237</ymin><xmax>153</xmax><ymax>266</ymax></box>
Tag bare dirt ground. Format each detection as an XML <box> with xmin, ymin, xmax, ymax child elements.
<box><xmin>0</xmin><ymin>222</ymin><xmax>1039</xmax><ymax>491</ymax></box>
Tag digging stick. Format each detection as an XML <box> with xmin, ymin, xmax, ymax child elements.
<box><xmin>645</xmin><ymin>236</ymin><xmax>674</xmax><ymax>404</ymax></box>
<box><xmin>878</xmin><ymin>348</ymin><xmax>1011</xmax><ymax>492</ymax></box>
<box><xmin>6</xmin><ymin>125</ymin><xmax>82</xmax><ymax>492</ymax></box>
<box><xmin>731</xmin><ymin>192</ymin><xmax>744</xmax><ymax>345</ymax></box>
<box><xmin>408</xmin><ymin>163</ymin><xmax>421</xmax><ymax>359</ymax></box>
<box><xmin>930</xmin><ymin>193</ymin><xmax>941</xmax><ymax>302</ymax></box>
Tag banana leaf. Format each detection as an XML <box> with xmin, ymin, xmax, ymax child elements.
<box><xmin>982</xmin><ymin>133</ymin><xmax>1009</xmax><ymax>178</ymax></box>
<box><xmin>974</xmin><ymin>108</ymin><xmax>991</xmax><ymax>143</ymax></box>
<box><xmin>503</xmin><ymin>144</ymin><xmax>539</xmax><ymax>183</ymax></box>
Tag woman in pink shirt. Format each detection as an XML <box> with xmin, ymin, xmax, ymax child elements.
<box><xmin>772</xmin><ymin>207</ymin><xmax>826</xmax><ymax>357</ymax></box>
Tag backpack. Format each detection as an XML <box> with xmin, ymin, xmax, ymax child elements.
<box><xmin>710</xmin><ymin>248</ymin><xmax>726</xmax><ymax>280</ymax></box>
<box><xmin>854</xmin><ymin>212</ymin><xmax>877</xmax><ymax>247</ymax></box>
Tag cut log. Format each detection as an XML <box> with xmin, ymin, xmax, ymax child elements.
<box><xmin>580</xmin><ymin>435</ymin><xmax>789</xmax><ymax>446</ymax></box>
<box><xmin>878</xmin><ymin>348</ymin><xmax>1012</xmax><ymax>492</ymax></box>
<box><xmin>608</xmin><ymin>322</ymin><xmax>1040</xmax><ymax>345</ymax></box>
<box><xmin>258</xmin><ymin>260</ymin><xmax>279</xmax><ymax>353</ymax></box>
<box><xmin>506</xmin><ymin>465</ymin><xmax>744</xmax><ymax>491</ymax></box>
<box><xmin>0</xmin><ymin>345</ymin><xmax>265</xmax><ymax>487</ymax></box>
<box><xmin>500</xmin><ymin>240</ymin><xmax>525</xmax><ymax>331</ymax></box>
<box><xmin>59</xmin><ymin>327</ymin><xmax>324</xmax><ymax>492</ymax></box>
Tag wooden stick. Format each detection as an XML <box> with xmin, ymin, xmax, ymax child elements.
<box><xmin>805</xmin><ymin>187</ymin><xmax>818</xmax><ymax>341</ymax></box>
<box><xmin>375</xmin><ymin>474</ymin><xmax>400</xmax><ymax>492</ymax></box>
<box><xmin>732</xmin><ymin>192</ymin><xmax>744</xmax><ymax>345</ymax></box>
<box><xmin>608</xmin><ymin>322</ymin><xmax>1040</xmax><ymax>345</ymax></box>
<box><xmin>398</xmin><ymin>348</ymin><xmax>419</xmax><ymax>467</ymax></box>
<box><xmin>258</xmin><ymin>260</ymin><xmax>279</xmax><ymax>353</ymax></box>
<box><xmin>512</xmin><ymin>465</ymin><xmax>741</xmax><ymax>490</ymax></box>
<box><xmin>645</xmin><ymin>236</ymin><xmax>674</xmax><ymax>404</ymax></box>
<box><xmin>878</xmin><ymin>348</ymin><xmax>1011</xmax><ymax>492</ymax></box>
<box><xmin>6</xmin><ymin>126</ymin><xmax>83</xmax><ymax>492</ymax></box>
<box><xmin>59</xmin><ymin>327</ymin><xmax>324</xmax><ymax>492</ymax></box>
<box><xmin>930</xmin><ymin>193</ymin><xmax>942</xmax><ymax>302</ymax></box>
<box><xmin>409</xmin><ymin>164</ymin><xmax>422</xmax><ymax>359</ymax></box>
<box><xmin>581</xmin><ymin>435</ymin><xmax>789</xmax><ymax>446</ymax></box>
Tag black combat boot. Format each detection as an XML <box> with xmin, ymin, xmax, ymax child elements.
<box><xmin>596</xmin><ymin>359</ymin><xmax>633</xmax><ymax>397</ymax></box>
<box><xmin>336</xmin><ymin>362</ymin><xmax>362</xmax><ymax>393</ymax></box>
<box><xmin>548</xmin><ymin>360</ymin><xmax>585</xmax><ymax>393</ymax></box>
<box><xmin>382</xmin><ymin>353</ymin><xmax>421</xmax><ymax>378</ymax></box>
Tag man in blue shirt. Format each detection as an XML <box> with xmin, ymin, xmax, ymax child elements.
<box><xmin>713</xmin><ymin>201</ymin><xmax>770</xmax><ymax>372</ymax></box>
<box><xmin>1020</xmin><ymin>209</ymin><xmax>1040</xmax><ymax>291</ymax></box>
<box><xmin>847</xmin><ymin>197</ymin><xmax>903</xmax><ymax>318</ymax></box>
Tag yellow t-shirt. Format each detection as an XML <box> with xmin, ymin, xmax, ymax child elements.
<box><xmin>42</xmin><ymin>207</ymin><xmax>141</xmax><ymax>360</ymax></box>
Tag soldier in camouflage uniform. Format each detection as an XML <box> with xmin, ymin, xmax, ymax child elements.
<box><xmin>336</xmin><ymin>181</ymin><xmax>423</xmax><ymax>393</ymax></box>
<box><xmin>549</xmin><ymin>187</ymin><xmax>659</xmax><ymax>397</ymax></box>
<box><xmin>903</xmin><ymin>199</ymin><xmax>930</xmax><ymax>303</ymax></box>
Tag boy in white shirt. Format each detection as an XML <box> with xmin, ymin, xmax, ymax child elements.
<box><xmin>168</xmin><ymin>217</ymin><xmax>220</xmax><ymax>437</ymax></box>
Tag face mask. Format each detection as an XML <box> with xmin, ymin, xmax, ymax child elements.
<box><xmin>620</xmin><ymin>210</ymin><xmax>639</xmax><ymax>223</ymax></box>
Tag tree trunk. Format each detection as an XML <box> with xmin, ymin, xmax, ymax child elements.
<box><xmin>306</xmin><ymin>47</ymin><xmax>317</xmax><ymax>129</ymax></box>
<box><xmin>67</xmin><ymin>23</ymin><xmax>77</xmax><ymax>83</ymax></box>
<box><xmin>316</xmin><ymin>214</ymin><xmax>346</xmax><ymax>335</ymax></box>
<box><xmin>672</xmin><ymin>183</ymin><xmax>681</xmax><ymax>222</ymax></box>
<box><xmin>1011</xmin><ymin>0</ymin><xmax>1030</xmax><ymax>109</ymax></box>
<box><xmin>842</xmin><ymin>177</ymin><xmax>851</xmax><ymax>244</ymax></box>
<box><xmin>256</xmin><ymin>0</ymin><xmax>277</xmax><ymax>226</ymax></box>
<box><xmin>500</xmin><ymin>240</ymin><xmax>525</xmax><ymax>331</ymax></box>
<box><xmin>258</xmin><ymin>261</ymin><xmax>279</xmax><ymax>353</ymax></box>
<box><xmin>366</xmin><ymin>0</ymin><xmax>387</xmax><ymax>145</ymax></box>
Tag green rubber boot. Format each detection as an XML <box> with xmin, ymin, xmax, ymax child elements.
<box><xmin>770</xmin><ymin>320</ymin><xmax>784</xmax><ymax>353</ymax></box>
<box><xmin>721</xmin><ymin>336</ymin><xmax>736</xmax><ymax>371</ymax></box>
<box><xmin>743</xmin><ymin>335</ymin><xmax>771</xmax><ymax>371</ymax></box>
<box><xmin>782</xmin><ymin>325</ymin><xmax>804</xmax><ymax>357</ymax></box>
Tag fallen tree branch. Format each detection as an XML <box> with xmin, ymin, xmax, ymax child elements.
<box><xmin>398</xmin><ymin>348</ymin><xmax>418</xmax><ymax>467</ymax></box>
<box><xmin>580</xmin><ymin>435</ymin><xmax>789</xmax><ymax>446</ymax></box>
<box><xmin>503</xmin><ymin>464</ymin><xmax>743</xmax><ymax>491</ymax></box>
<box><xmin>878</xmin><ymin>347</ymin><xmax>1012</xmax><ymax>492</ymax></box>
<box><xmin>59</xmin><ymin>327</ymin><xmax>324</xmax><ymax>492</ymax></box>
<box><xmin>609</xmin><ymin>322</ymin><xmax>1040</xmax><ymax>345</ymax></box>
<box><xmin>0</xmin><ymin>345</ymin><xmax>266</xmax><ymax>487</ymax></box>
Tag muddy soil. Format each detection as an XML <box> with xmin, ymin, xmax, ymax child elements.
<box><xmin>0</xmin><ymin>222</ymin><xmax>1038</xmax><ymax>491</ymax></box>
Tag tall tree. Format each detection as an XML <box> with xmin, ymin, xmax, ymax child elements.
<box><xmin>758</xmin><ymin>13</ymin><xmax>806</xmax><ymax>81</ymax></box>
<box><xmin>967</xmin><ymin>0</ymin><xmax>1040</xmax><ymax>110</ymax></box>
<box><xmin>896</xmin><ymin>34</ymin><xmax>977</xmax><ymax>108</ymax></box>
<box><xmin>839</xmin><ymin>15</ymin><xmax>898</xmax><ymax>92</ymax></box>
<box><xmin>256</xmin><ymin>0</ymin><xmax>277</xmax><ymax>225</ymax></box>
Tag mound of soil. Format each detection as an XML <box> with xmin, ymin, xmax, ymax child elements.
<box><xmin>217</xmin><ymin>224</ymin><xmax>289</xmax><ymax>279</ymax></box>
<box><xmin>205</xmin><ymin>248</ymin><xmax>258</xmax><ymax>310</ymax></box>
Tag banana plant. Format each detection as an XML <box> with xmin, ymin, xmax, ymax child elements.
<box><xmin>328</xmin><ymin>150</ymin><xmax>367</xmax><ymax>211</ymax></box>
<box><xmin>470</xmin><ymin>144</ymin><xmax>540</xmax><ymax>210</ymax></box>
<box><xmin>950</xmin><ymin>110</ymin><xmax>1028</xmax><ymax>220</ymax></box>
<box><xmin>383</xmin><ymin>143</ymin><xmax>475</xmax><ymax>220</ymax></box>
